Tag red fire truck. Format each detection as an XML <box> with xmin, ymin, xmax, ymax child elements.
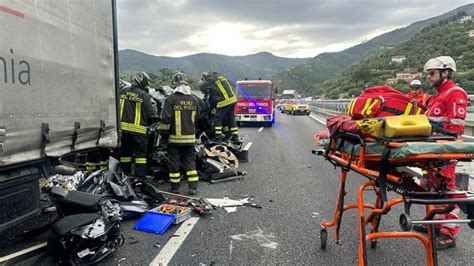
<box><xmin>234</xmin><ymin>79</ymin><xmax>275</xmax><ymax>127</ymax></box>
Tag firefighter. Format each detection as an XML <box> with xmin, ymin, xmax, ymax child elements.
<box><xmin>119</xmin><ymin>72</ymin><xmax>155</xmax><ymax>178</ymax></box>
<box><xmin>416</xmin><ymin>56</ymin><xmax>468</xmax><ymax>250</ymax></box>
<box><xmin>406</xmin><ymin>79</ymin><xmax>430</xmax><ymax>108</ymax></box>
<box><xmin>160</xmin><ymin>72</ymin><xmax>201</xmax><ymax>195</ymax></box>
<box><xmin>199</xmin><ymin>71</ymin><xmax>240</xmax><ymax>143</ymax></box>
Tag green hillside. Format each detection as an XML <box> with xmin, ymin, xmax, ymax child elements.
<box><xmin>318</xmin><ymin>16</ymin><xmax>474</xmax><ymax>99</ymax></box>
<box><xmin>119</xmin><ymin>50</ymin><xmax>307</xmax><ymax>81</ymax></box>
<box><xmin>273</xmin><ymin>3</ymin><xmax>474</xmax><ymax>94</ymax></box>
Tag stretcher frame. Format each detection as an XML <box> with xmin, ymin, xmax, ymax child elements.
<box><xmin>313</xmin><ymin>132</ymin><xmax>474</xmax><ymax>266</ymax></box>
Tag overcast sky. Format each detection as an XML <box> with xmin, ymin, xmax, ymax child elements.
<box><xmin>117</xmin><ymin>0</ymin><xmax>474</xmax><ymax>58</ymax></box>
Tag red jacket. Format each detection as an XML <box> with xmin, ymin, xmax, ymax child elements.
<box><xmin>426</xmin><ymin>80</ymin><xmax>468</xmax><ymax>135</ymax></box>
<box><xmin>406</xmin><ymin>91</ymin><xmax>430</xmax><ymax>108</ymax></box>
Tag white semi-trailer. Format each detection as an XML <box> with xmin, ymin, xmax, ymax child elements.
<box><xmin>0</xmin><ymin>0</ymin><xmax>119</xmax><ymax>239</ymax></box>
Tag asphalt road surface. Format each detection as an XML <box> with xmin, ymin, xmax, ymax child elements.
<box><xmin>15</xmin><ymin>111</ymin><xmax>474</xmax><ymax>265</ymax></box>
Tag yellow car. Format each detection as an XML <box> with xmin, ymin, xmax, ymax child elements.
<box><xmin>288</xmin><ymin>100</ymin><xmax>311</xmax><ymax>115</ymax></box>
<box><xmin>282</xmin><ymin>99</ymin><xmax>294</xmax><ymax>113</ymax></box>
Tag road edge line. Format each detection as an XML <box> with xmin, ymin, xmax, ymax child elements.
<box><xmin>309</xmin><ymin>114</ymin><xmax>326</xmax><ymax>125</ymax></box>
<box><xmin>0</xmin><ymin>242</ymin><xmax>47</xmax><ymax>264</ymax></box>
<box><xmin>150</xmin><ymin>217</ymin><xmax>200</xmax><ymax>266</ymax></box>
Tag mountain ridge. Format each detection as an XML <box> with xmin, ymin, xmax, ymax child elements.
<box><xmin>273</xmin><ymin>3</ymin><xmax>474</xmax><ymax>93</ymax></box>
<box><xmin>119</xmin><ymin>49</ymin><xmax>308</xmax><ymax>81</ymax></box>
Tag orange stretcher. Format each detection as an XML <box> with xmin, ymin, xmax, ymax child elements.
<box><xmin>313</xmin><ymin>132</ymin><xmax>474</xmax><ymax>266</ymax></box>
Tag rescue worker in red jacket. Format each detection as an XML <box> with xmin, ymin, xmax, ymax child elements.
<box><xmin>199</xmin><ymin>71</ymin><xmax>239</xmax><ymax>144</ymax></box>
<box><xmin>120</xmin><ymin>72</ymin><xmax>155</xmax><ymax>177</ymax></box>
<box><xmin>160</xmin><ymin>72</ymin><xmax>201</xmax><ymax>195</ymax></box>
<box><xmin>406</xmin><ymin>79</ymin><xmax>430</xmax><ymax>108</ymax></box>
<box><xmin>418</xmin><ymin>56</ymin><xmax>468</xmax><ymax>250</ymax></box>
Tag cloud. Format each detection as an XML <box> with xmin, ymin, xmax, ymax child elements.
<box><xmin>117</xmin><ymin>0</ymin><xmax>474</xmax><ymax>58</ymax></box>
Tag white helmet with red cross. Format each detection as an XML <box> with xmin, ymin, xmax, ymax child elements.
<box><xmin>423</xmin><ymin>56</ymin><xmax>456</xmax><ymax>72</ymax></box>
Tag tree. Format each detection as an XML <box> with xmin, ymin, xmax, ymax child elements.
<box><xmin>351</xmin><ymin>66</ymin><xmax>372</xmax><ymax>82</ymax></box>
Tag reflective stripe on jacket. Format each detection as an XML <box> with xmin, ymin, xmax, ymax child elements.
<box><xmin>200</xmin><ymin>73</ymin><xmax>237</xmax><ymax>108</ymax></box>
<box><xmin>160</xmin><ymin>92</ymin><xmax>201</xmax><ymax>145</ymax></box>
<box><xmin>120</xmin><ymin>86</ymin><xmax>154</xmax><ymax>135</ymax></box>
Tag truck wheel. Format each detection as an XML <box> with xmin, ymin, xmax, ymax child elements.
<box><xmin>265</xmin><ymin>122</ymin><xmax>273</xmax><ymax>127</ymax></box>
<box><xmin>236</xmin><ymin>121</ymin><xmax>241</xmax><ymax>127</ymax></box>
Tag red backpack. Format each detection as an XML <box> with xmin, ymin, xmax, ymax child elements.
<box><xmin>347</xmin><ymin>85</ymin><xmax>426</xmax><ymax>119</ymax></box>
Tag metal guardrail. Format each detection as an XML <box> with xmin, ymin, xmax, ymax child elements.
<box><xmin>308</xmin><ymin>99</ymin><xmax>474</xmax><ymax>114</ymax></box>
<box><xmin>308</xmin><ymin>100</ymin><xmax>351</xmax><ymax>114</ymax></box>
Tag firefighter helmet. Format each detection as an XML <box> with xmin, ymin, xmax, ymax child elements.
<box><xmin>171</xmin><ymin>72</ymin><xmax>188</xmax><ymax>88</ymax></box>
<box><xmin>202</xmin><ymin>70</ymin><xmax>218</xmax><ymax>81</ymax></box>
<box><xmin>131</xmin><ymin>72</ymin><xmax>150</xmax><ymax>87</ymax></box>
<box><xmin>423</xmin><ymin>56</ymin><xmax>456</xmax><ymax>72</ymax></box>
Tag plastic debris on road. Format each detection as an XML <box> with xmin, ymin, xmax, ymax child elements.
<box><xmin>40</xmin><ymin>171</ymin><xmax>85</xmax><ymax>191</ymax></box>
<box><xmin>205</xmin><ymin>197</ymin><xmax>250</xmax><ymax>207</ymax></box>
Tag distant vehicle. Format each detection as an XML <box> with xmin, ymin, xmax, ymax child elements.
<box><xmin>234</xmin><ymin>79</ymin><xmax>275</xmax><ymax>127</ymax></box>
<box><xmin>276</xmin><ymin>99</ymin><xmax>288</xmax><ymax>112</ymax></box>
<box><xmin>282</xmin><ymin>99</ymin><xmax>294</xmax><ymax>113</ymax></box>
<box><xmin>281</xmin><ymin>89</ymin><xmax>297</xmax><ymax>99</ymax></box>
<box><xmin>287</xmin><ymin>99</ymin><xmax>311</xmax><ymax>115</ymax></box>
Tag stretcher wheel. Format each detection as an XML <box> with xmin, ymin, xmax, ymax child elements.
<box><xmin>370</xmin><ymin>240</ymin><xmax>377</xmax><ymax>249</ymax></box>
<box><xmin>320</xmin><ymin>228</ymin><xmax>328</xmax><ymax>249</ymax></box>
<box><xmin>399</xmin><ymin>213</ymin><xmax>412</xmax><ymax>232</ymax></box>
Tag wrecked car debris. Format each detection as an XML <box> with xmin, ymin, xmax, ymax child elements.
<box><xmin>48</xmin><ymin>187</ymin><xmax>123</xmax><ymax>264</ymax></box>
<box><xmin>40</xmin><ymin>171</ymin><xmax>85</xmax><ymax>191</ymax></box>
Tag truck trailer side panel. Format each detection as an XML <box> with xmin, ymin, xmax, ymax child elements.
<box><xmin>0</xmin><ymin>0</ymin><xmax>118</xmax><ymax>166</ymax></box>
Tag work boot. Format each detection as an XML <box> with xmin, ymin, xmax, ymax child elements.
<box><xmin>231</xmin><ymin>135</ymin><xmax>242</xmax><ymax>145</ymax></box>
<box><xmin>188</xmin><ymin>182</ymin><xmax>198</xmax><ymax>195</ymax></box>
<box><xmin>435</xmin><ymin>233</ymin><xmax>456</xmax><ymax>250</ymax></box>
<box><xmin>412</xmin><ymin>224</ymin><xmax>440</xmax><ymax>236</ymax></box>
<box><xmin>170</xmin><ymin>183</ymin><xmax>180</xmax><ymax>194</ymax></box>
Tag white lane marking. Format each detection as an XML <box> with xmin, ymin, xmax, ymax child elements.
<box><xmin>243</xmin><ymin>142</ymin><xmax>253</xmax><ymax>151</ymax></box>
<box><xmin>258</xmin><ymin>127</ymin><xmax>264</xmax><ymax>132</ymax></box>
<box><xmin>150</xmin><ymin>217</ymin><xmax>199</xmax><ymax>266</ymax></box>
<box><xmin>309</xmin><ymin>114</ymin><xmax>326</xmax><ymax>125</ymax></box>
<box><xmin>229</xmin><ymin>239</ymin><xmax>234</xmax><ymax>258</ymax></box>
<box><xmin>0</xmin><ymin>243</ymin><xmax>47</xmax><ymax>263</ymax></box>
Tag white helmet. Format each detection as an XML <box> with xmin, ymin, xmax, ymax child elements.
<box><xmin>410</xmin><ymin>79</ymin><xmax>422</xmax><ymax>87</ymax></box>
<box><xmin>423</xmin><ymin>56</ymin><xmax>456</xmax><ymax>72</ymax></box>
